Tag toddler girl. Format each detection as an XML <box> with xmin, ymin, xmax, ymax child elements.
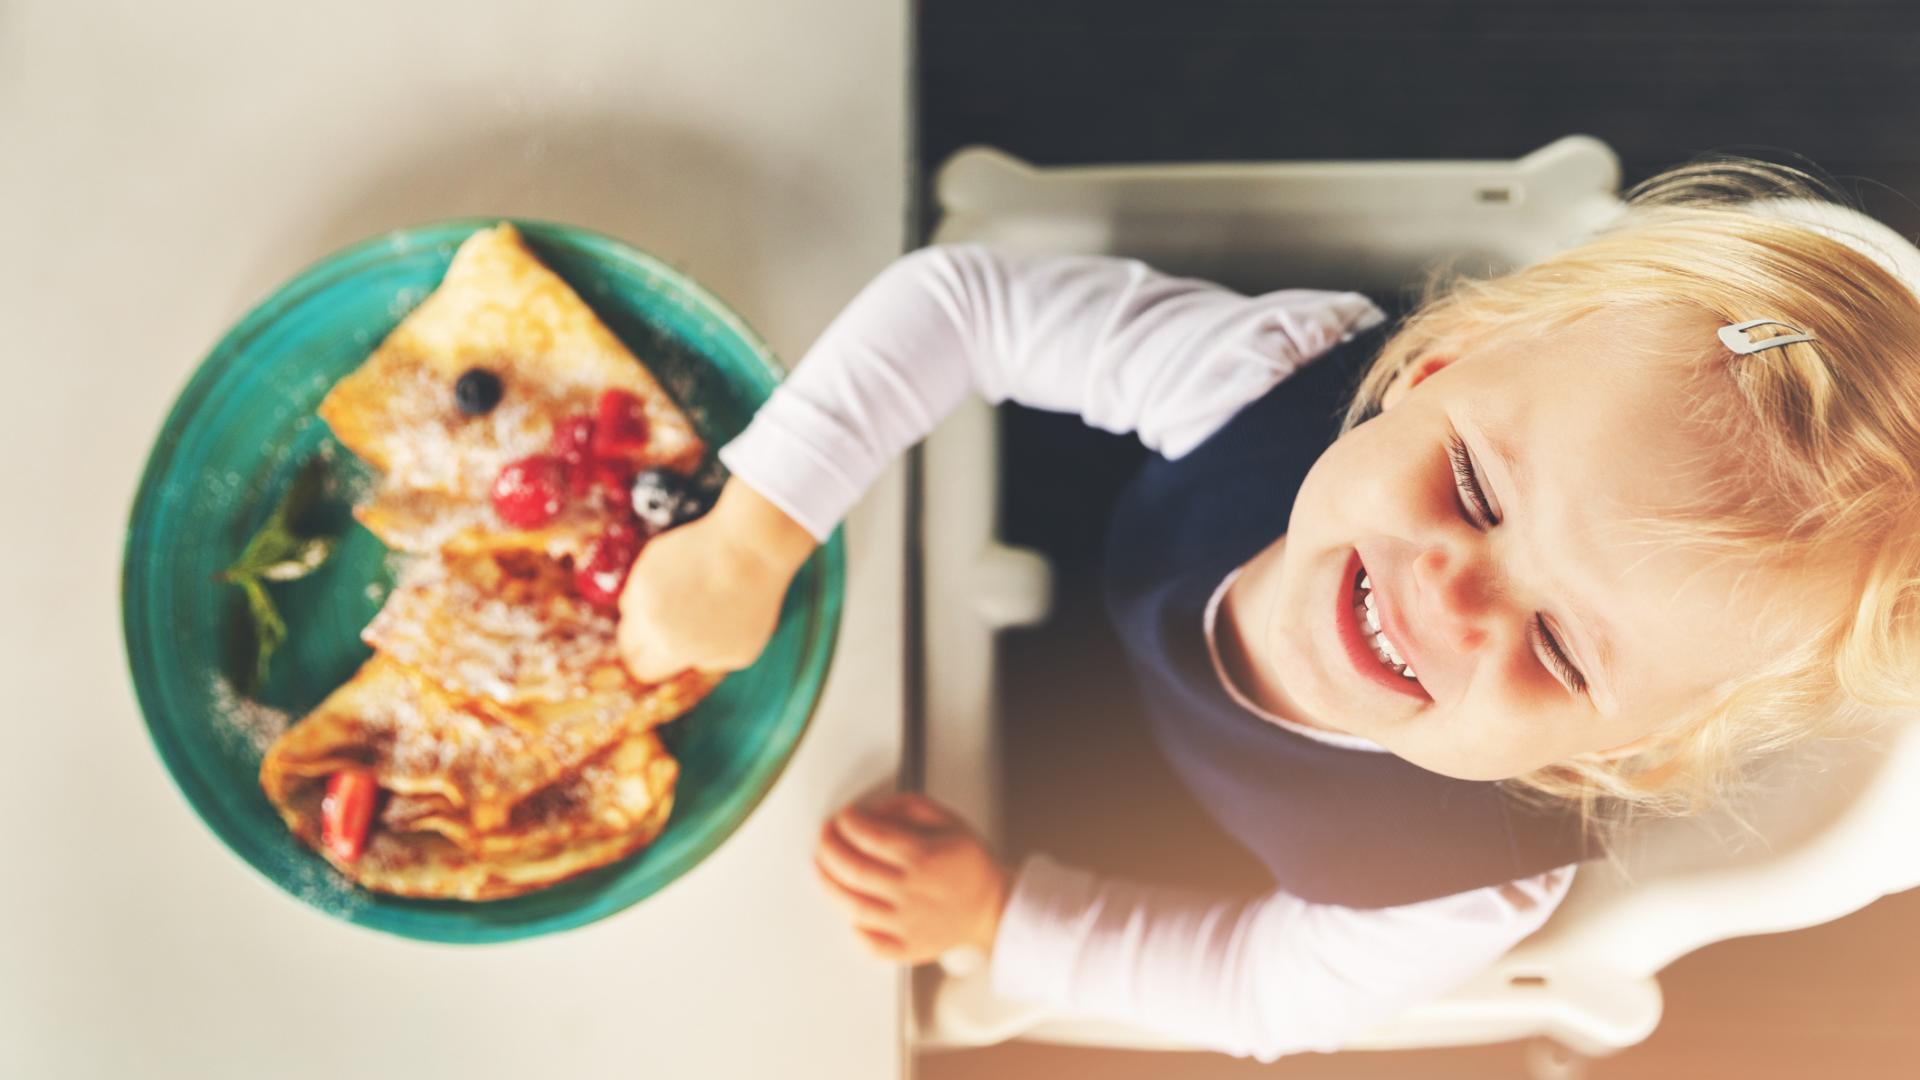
<box><xmin>617</xmin><ymin>157</ymin><xmax>1920</xmax><ymax>1060</ymax></box>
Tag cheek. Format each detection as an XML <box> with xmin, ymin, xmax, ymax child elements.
<box><xmin>1391</xmin><ymin>732</ymin><xmax>1532</xmax><ymax>782</ymax></box>
<box><xmin>1322</xmin><ymin>423</ymin><xmax>1454</xmax><ymax>523</ymax></box>
<box><xmin>1384</xmin><ymin>706</ymin><xmax>1580</xmax><ymax>782</ymax></box>
<box><xmin>1296</xmin><ymin>432</ymin><xmax>1407</xmax><ymax>526</ymax></box>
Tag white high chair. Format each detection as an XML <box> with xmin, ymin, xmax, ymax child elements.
<box><xmin>909</xmin><ymin>135</ymin><xmax>1920</xmax><ymax>1071</ymax></box>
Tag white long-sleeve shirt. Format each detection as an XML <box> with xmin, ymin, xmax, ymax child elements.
<box><xmin>718</xmin><ymin>243</ymin><xmax>1577</xmax><ymax>1061</ymax></box>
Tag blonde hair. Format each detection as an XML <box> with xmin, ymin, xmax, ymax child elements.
<box><xmin>1337</xmin><ymin>154</ymin><xmax>1920</xmax><ymax>848</ymax></box>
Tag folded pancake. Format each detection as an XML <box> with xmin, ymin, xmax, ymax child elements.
<box><xmin>363</xmin><ymin>548</ymin><xmax>631</xmax><ymax>708</ymax></box>
<box><xmin>359</xmin><ymin>545</ymin><xmax>719</xmax><ymax>803</ymax></box>
<box><xmin>262</xmin><ymin>651</ymin><xmax>713</xmax><ymax>830</ymax></box>
<box><xmin>272</xmin><ymin>724</ymin><xmax>679</xmax><ymax>902</ymax></box>
<box><xmin>263</xmin><ymin>655</ymin><xmax>560</xmax><ymax>831</ymax></box>
<box><xmin>317</xmin><ymin>222</ymin><xmax>705</xmax><ymax>556</ymax></box>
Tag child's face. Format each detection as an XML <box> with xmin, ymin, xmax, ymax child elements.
<box><xmin>1246</xmin><ymin>305</ymin><xmax>1838</xmax><ymax>781</ymax></box>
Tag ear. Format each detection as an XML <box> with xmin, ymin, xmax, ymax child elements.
<box><xmin>1379</xmin><ymin>354</ymin><xmax>1457</xmax><ymax>411</ymax></box>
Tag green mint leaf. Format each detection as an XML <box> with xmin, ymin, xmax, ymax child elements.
<box><xmin>225</xmin><ymin>530</ymin><xmax>301</xmax><ymax>579</ymax></box>
<box><xmin>221</xmin><ymin>455</ymin><xmax>339</xmax><ymax>691</ymax></box>
<box><xmin>255</xmin><ymin>536</ymin><xmax>334</xmax><ymax>582</ymax></box>
<box><xmin>238</xmin><ymin>575</ymin><xmax>287</xmax><ymax>693</ymax></box>
<box><xmin>223</xmin><ymin>457</ymin><xmax>333</xmax><ymax>580</ymax></box>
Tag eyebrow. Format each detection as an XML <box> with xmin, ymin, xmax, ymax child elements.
<box><xmin>1462</xmin><ymin>410</ymin><xmax>1620</xmax><ymax>710</ymax></box>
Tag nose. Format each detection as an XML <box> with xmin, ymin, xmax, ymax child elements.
<box><xmin>1408</xmin><ymin>544</ymin><xmax>1500</xmax><ymax>654</ymax></box>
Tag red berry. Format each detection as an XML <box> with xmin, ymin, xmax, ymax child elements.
<box><xmin>564</xmin><ymin>454</ymin><xmax>633</xmax><ymax>503</ymax></box>
<box><xmin>321</xmin><ymin>769</ymin><xmax>378</xmax><ymax>864</ymax></box>
<box><xmin>591</xmin><ymin>389</ymin><xmax>650</xmax><ymax>461</ymax></box>
<box><xmin>550</xmin><ymin>414</ymin><xmax>596</xmax><ymax>469</ymax></box>
<box><xmin>581</xmin><ymin>456</ymin><xmax>635</xmax><ymax>507</ymax></box>
<box><xmin>491</xmin><ymin>454</ymin><xmax>567</xmax><ymax>528</ymax></box>
<box><xmin>574</xmin><ymin>519</ymin><xmax>645</xmax><ymax>610</ymax></box>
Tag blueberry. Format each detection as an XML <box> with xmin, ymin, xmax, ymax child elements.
<box><xmin>630</xmin><ymin>468</ymin><xmax>692</xmax><ymax>531</ymax></box>
<box><xmin>454</xmin><ymin>368</ymin><xmax>504</xmax><ymax>416</ymax></box>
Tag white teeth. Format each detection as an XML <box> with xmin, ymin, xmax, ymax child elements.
<box><xmin>1377</xmin><ymin>630</ymin><xmax>1402</xmax><ymax>664</ymax></box>
<box><xmin>1352</xmin><ymin>599</ymin><xmax>1417</xmax><ymax>680</ymax></box>
<box><xmin>1352</xmin><ymin>567</ymin><xmax>1418</xmax><ymax>683</ymax></box>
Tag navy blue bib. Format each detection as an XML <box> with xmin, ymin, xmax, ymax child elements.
<box><xmin>1102</xmin><ymin>314</ymin><xmax>1596</xmax><ymax>908</ymax></box>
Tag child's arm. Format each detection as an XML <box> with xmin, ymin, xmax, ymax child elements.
<box><xmin>991</xmin><ymin>855</ymin><xmax>1578</xmax><ymax>1061</ymax></box>
<box><xmin>620</xmin><ymin>244</ymin><xmax>1385</xmax><ymax>680</ymax></box>
<box><xmin>817</xmin><ymin>793</ymin><xmax>1575</xmax><ymax>1063</ymax></box>
<box><xmin>718</xmin><ymin>242</ymin><xmax>1384</xmax><ymax>540</ymax></box>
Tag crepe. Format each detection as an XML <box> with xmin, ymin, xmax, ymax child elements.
<box><xmin>262</xmin><ymin>664</ymin><xmax>681</xmax><ymax>900</ymax></box>
<box><xmin>363</xmin><ymin>547</ymin><xmax>635</xmax><ymax>708</ymax></box>
<box><xmin>317</xmin><ymin>222</ymin><xmax>705</xmax><ymax>558</ymax></box>
<box><xmin>263</xmin><ymin>576</ymin><xmax>718</xmax><ymax>899</ymax></box>
<box><xmin>261</xmin><ymin>649</ymin><xmax>710</xmax><ymax>818</ymax></box>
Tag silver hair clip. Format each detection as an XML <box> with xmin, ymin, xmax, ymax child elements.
<box><xmin>1719</xmin><ymin>318</ymin><xmax>1816</xmax><ymax>355</ymax></box>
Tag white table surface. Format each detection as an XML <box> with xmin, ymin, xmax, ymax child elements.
<box><xmin>0</xmin><ymin>2</ymin><xmax>910</xmax><ymax>1077</ymax></box>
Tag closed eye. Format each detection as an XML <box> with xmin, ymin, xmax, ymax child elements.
<box><xmin>1446</xmin><ymin>433</ymin><xmax>1496</xmax><ymax>529</ymax></box>
<box><xmin>1445</xmin><ymin>431</ymin><xmax>1590</xmax><ymax>697</ymax></box>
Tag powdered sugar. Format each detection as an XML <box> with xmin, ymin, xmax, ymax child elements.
<box><xmin>364</xmin><ymin>551</ymin><xmax>624</xmax><ymax>706</ymax></box>
<box><xmin>372</xmin><ymin>365</ymin><xmax>563</xmax><ymax>497</ymax></box>
<box><xmin>207</xmin><ymin>674</ymin><xmax>291</xmax><ymax>758</ymax></box>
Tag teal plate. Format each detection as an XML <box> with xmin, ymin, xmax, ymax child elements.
<box><xmin>123</xmin><ymin>220</ymin><xmax>843</xmax><ymax>943</ymax></box>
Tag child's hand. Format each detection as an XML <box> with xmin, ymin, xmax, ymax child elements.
<box><xmin>617</xmin><ymin>478</ymin><xmax>816</xmax><ymax>683</ymax></box>
<box><xmin>813</xmin><ymin>793</ymin><xmax>1009</xmax><ymax>966</ymax></box>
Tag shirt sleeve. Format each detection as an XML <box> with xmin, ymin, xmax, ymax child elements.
<box><xmin>988</xmin><ymin>853</ymin><xmax>1579</xmax><ymax>1063</ymax></box>
<box><xmin>717</xmin><ymin>243</ymin><xmax>1388</xmax><ymax>540</ymax></box>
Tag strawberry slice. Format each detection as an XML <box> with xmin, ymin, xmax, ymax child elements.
<box><xmin>591</xmin><ymin>389</ymin><xmax>650</xmax><ymax>461</ymax></box>
<box><xmin>573</xmin><ymin>519</ymin><xmax>645</xmax><ymax>611</ymax></box>
<box><xmin>491</xmin><ymin>454</ymin><xmax>568</xmax><ymax>528</ymax></box>
<box><xmin>321</xmin><ymin>769</ymin><xmax>378</xmax><ymax>864</ymax></box>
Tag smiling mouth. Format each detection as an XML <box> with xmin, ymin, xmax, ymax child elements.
<box><xmin>1351</xmin><ymin>570</ymin><xmax>1418</xmax><ymax>680</ymax></box>
<box><xmin>1339</xmin><ymin>551</ymin><xmax>1429</xmax><ymax>701</ymax></box>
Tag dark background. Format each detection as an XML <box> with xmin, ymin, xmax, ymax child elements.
<box><xmin>909</xmin><ymin>2</ymin><xmax>1920</xmax><ymax>1077</ymax></box>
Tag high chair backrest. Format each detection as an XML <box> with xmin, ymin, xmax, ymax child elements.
<box><xmin>1504</xmin><ymin>708</ymin><xmax>1920</xmax><ymax>980</ymax></box>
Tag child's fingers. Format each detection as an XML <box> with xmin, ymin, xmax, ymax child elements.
<box><xmin>834</xmin><ymin>806</ymin><xmax>922</xmax><ymax>868</ymax></box>
<box><xmin>815</xmin><ymin>819</ymin><xmax>903</xmax><ymax>901</ymax></box>
<box><xmin>855</xmin><ymin>927</ymin><xmax>907</xmax><ymax>962</ymax></box>
<box><xmin>812</xmin><ymin>855</ymin><xmax>900</xmax><ymax>931</ymax></box>
<box><xmin>860</xmin><ymin>791</ymin><xmax>959</xmax><ymax>830</ymax></box>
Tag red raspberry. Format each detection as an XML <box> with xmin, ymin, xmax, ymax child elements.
<box><xmin>576</xmin><ymin>456</ymin><xmax>635</xmax><ymax>507</ymax></box>
<box><xmin>491</xmin><ymin>454</ymin><xmax>567</xmax><ymax>528</ymax></box>
<box><xmin>566</xmin><ymin>461</ymin><xmax>591</xmax><ymax>500</ymax></box>
<box><xmin>591</xmin><ymin>389</ymin><xmax>650</xmax><ymax>461</ymax></box>
<box><xmin>550</xmin><ymin>414</ymin><xmax>596</xmax><ymax>469</ymax></box>
<box><xmin>573</xmin><ymin>519</ymin><xmax>645</xmax><ymax>610</ymax></box>
<box><xmin>564</xmin><ymin>453</ymin><xmax>621</xmax><ymax>501</ymax></box>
